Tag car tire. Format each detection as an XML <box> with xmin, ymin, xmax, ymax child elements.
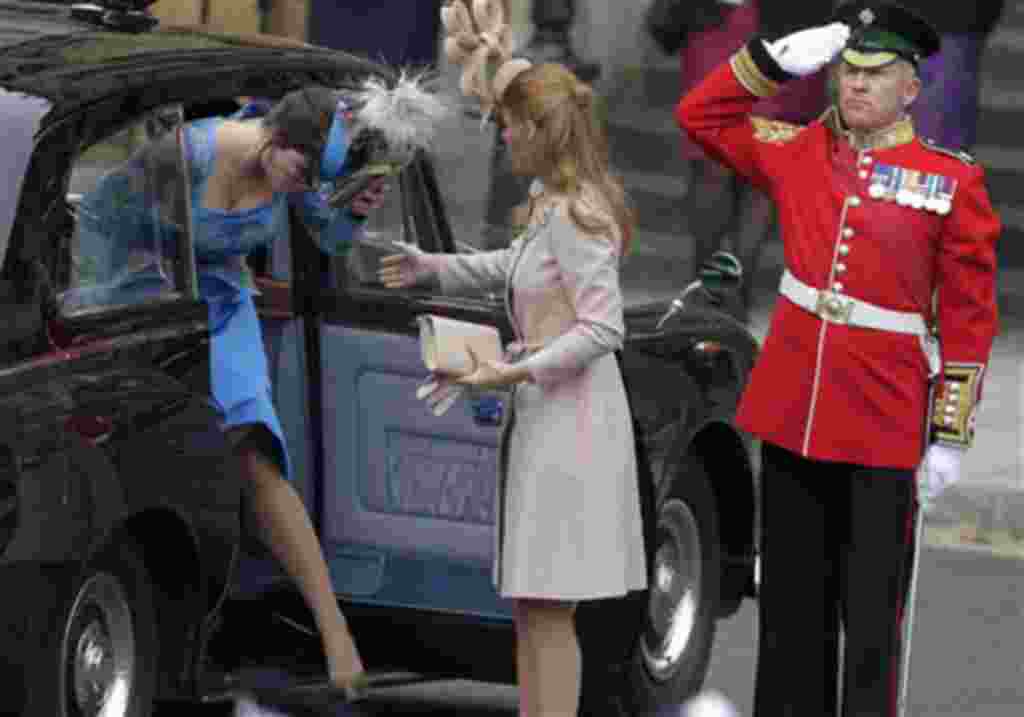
<box><xmin>577</xmin><ymin>454</ymin><xmax>720</xmax><ymax>715</ymax></box>
<box><xmin>24</xmin><ymin>539</ymin><xmax>160</xmax><ymax>717</ymax></box>
<box><xmin>629</xmin><ymin>453</ymin><xmax>720</xmax><ymax>712</ymax></box>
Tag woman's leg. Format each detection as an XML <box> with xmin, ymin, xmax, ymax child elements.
<box><xmin>514</xmin><ymin>598</ymin><xmax>580</xmax><ymax>717</ymax></box>
<box><xmin>512</xmin><ymin>601</ymin><xmax>537</xmax><ymax>717</ymax></box>
<box><xmin>237</xmin><ymin>442</ymin><xmax>365</xmax><ymax>689</ymax></box>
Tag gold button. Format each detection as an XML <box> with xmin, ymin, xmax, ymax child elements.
<box><xmin>839</xmin><ymin>244</ymin><xmax>850</xmax><ymax>256</ymax></box>
<box><xmin>843</xmin><ymin>227</ymin><xmax>854</xmax><ymax>239</ymax></box>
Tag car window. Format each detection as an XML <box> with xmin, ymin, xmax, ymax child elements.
<box><xmin>339</xmin><ymin>168</ymin><xmax>413</xmax><ymax>287</ymax></box>
<box><xmin>59</xmin><ymin>105</ymin><xmax>190</xmax><ymax>315</ymax></box>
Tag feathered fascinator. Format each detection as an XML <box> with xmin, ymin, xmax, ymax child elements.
<box><xmin>441</xmin><ymin>0</ymin><xmax>533</xmax><ymax>117</ymax></box>
<box><xmin>324</xmin><ymin>70</ymin><xmax>452</xmax><ymax>208</ymax></box>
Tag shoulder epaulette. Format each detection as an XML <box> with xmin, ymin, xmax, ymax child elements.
<box><xmin>751</xmin><ymin>116</ymin><xmax>804</xmax><ymax>145</ymax></box>
<box><xmin>922</xmin><ymin>137</ymin><xmax>976</xmax><ymax>165</ymax></box>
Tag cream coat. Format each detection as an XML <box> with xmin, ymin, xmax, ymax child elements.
<box><xmin>437</xmin><ymin>184</ymin><xmax>647</xmax><ymax>600</ymax></box>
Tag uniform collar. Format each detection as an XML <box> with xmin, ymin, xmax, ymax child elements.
<box><xmin>821</xmin><ymin>106</ymin><xmax>915</xmax><ymax>151</ymax></box>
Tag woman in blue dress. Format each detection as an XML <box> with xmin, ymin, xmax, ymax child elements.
<box><xmin>77</xmin><ymin>86</ymin><xmax>386</xmax><ymax>700</ymax></box>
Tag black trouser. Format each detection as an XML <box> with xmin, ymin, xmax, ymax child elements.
<box><xmin>754</xmin><ymin>442</ymin><xmax>919</xmax><ymax>717</ymax></box>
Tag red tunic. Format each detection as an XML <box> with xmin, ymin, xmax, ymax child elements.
<box><xmin>676</xmin><ymin>44</ymin><xmax>1000</xmax><ymax>470</ymax></box>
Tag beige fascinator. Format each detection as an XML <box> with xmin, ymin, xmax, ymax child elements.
<box><xmin>441</xmin><ymin>0</ymin><xmax>533</xmax><ymax>116</ymax></box>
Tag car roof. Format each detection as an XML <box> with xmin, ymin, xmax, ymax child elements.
<box><xmin>0</xmin><ymin>0</ymin><xmax>393</xmax><ymax>116</ymax></box>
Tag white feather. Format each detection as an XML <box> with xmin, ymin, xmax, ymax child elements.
<box><xmin>349</xmin><ymin>71</ymin><xmax>453</xmax><ymax>164</ymax></box>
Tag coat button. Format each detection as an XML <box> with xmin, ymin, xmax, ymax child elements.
<box><xmin>839</xmin><ymin>244</ymin><xmax>850</xmax><ymax>256</ymax></box>
<box><xmin>849</xmin><ymin>196</ymin><xmax>862</xmax><ymax>207</ymax></box>
<box><xmin>843</xmin><ymin>227</ymin><xmax>854</xmax><ymax>239</ymax></box>
<box><xmin>833</xmin><ymin>282</ymin><xmax>845</xmax><ymax>292</ymax></box>
<box><xmin>835</xmin><ymin>263</ymin><xmax>847</xmax><ymax>273</ymax></box>
<box><xmin>861</xmin><ymin>155</ymin><xmax>873</xmax><ymax>165</ymax></box>
<box><xmin>859</xmin><ymin>170</ymin><xmax>869</xmax><ymax>180</ymax></box>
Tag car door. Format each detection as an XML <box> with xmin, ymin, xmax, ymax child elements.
<box><xmin>0</xmin><ymin>98</ymin><xmax>236</xmax><ymax>573</ymax></box>
<box><xmin>265</xmin><ymin>152</ymin><xmax>513</xmax><ymax>618</ymax></box>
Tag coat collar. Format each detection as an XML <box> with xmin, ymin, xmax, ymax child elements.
<box><xmin>821</xmin><ymin>106</ymin><xmax>916</xmax><ymax>151</ymax></box>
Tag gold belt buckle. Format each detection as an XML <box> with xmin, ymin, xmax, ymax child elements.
<box><xmin>815</xmin><ymin>291</ymin><xmax>853</xmax><ymax>324</ymax></box>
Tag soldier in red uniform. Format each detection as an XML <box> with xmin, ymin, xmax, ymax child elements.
<box><xmin>676</xmin><ymin>1</ymin><xmax>1000</xmax><ymax>715</ymax></box>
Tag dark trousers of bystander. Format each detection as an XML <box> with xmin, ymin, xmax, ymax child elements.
<box><xmin>753</xmin><ymin>441</ymin><xmax>919</xmax><ymax>717</ymax></box>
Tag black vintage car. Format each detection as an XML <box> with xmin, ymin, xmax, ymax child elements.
<box><xmin>0</xmin><ymin>1</ymin><xmax>760</xmax><ymax>715</ymax></box>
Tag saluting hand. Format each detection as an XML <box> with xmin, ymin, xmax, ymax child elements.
<box><xmin>763</xmin><ymin>22</ymin><xmax>851</xmax><ymax>77</ymax></box>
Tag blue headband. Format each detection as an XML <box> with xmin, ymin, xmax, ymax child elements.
<box><xmin>319</xmin><ymin>100</ymin><xmax>351</xmax><ymax>181</ymax></box>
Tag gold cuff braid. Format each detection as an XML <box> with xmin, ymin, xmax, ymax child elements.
<box><xmin>730</xmin><ymin>45</ymin><xmax>781</xmax><ymax>99</ymax></box>
<box><xmin>930</xmin><ymin>363</ymin><xmax>983</xmax><ymax>448</ymax></box>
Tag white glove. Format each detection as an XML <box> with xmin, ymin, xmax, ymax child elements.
<box><xmin>416</xmin><ymin>374</ymin><xmax>466</xmax><ymax>416</ymax></box>
<box><xmin>918</xmin><ymin>444</ymin><xmax>964</xmax><ymax>511</ymax></box>
<box><xmin>762</xmin><ymin>22</ymin><xmax>851</xmax><ymax>77</ymax></box>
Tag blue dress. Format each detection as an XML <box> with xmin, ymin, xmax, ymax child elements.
<box><xmin>70</xmin><ymin>116</ymin><xmax>361</xmax><ymax>480</ymax></box>
<box><xmin>182</xmin><ymin>117</ymin><xmax>361</xmax><ymax>480</ymax></box>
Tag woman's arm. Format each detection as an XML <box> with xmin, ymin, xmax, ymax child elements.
<box><xmin>435</xmin><ymin>242</ymin><xmax>518</xmax><ymax>295</ymax></box>
<box><xmin>520</xmin><ymin>206</ymin><xmax>625</xmax><ymax>389</ymax></box>
<box><xmin>292</xmin><ymin>189</ymin><xmax>365</xmax><ymax>256</ymax></box>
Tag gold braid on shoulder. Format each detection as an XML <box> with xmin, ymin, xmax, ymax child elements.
<box><xmin>441</xmin><ymin>0</ymin><xmax>533</xmax><ymax>116</ymax></box>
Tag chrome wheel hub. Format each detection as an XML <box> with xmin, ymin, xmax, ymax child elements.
<box><xmin>64</xmin><ymin>572</ymin><xmax>135</xmax><ymax>717</ymax></box>
<box><xmin>641</xmin><ymin>497</ymin><xmax>702</xmax><ymax>682</ymax></box>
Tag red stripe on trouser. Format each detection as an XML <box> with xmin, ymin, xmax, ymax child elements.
<box><xmin>889</xmin><ymin>499</ymin><xmax>918</xmax><ymax>716</ymax></box>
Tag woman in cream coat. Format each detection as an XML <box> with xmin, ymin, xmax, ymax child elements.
<box><xmin>380</xmin><ymin>59</ymin><xmax>647</xmax><ymax>716</ymax></box>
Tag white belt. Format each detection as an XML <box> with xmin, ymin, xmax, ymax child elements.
<box><xmin>779</xmin><ymin>269</ymin><xmax>928</xmax><ymax>336</ymax></box>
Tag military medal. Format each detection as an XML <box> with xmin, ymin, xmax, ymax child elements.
<box><xmin>873</xmin><ymin>163</ymin><xmax>956</xmax><ymax>214</ymax></box>
<box><xmin>923</xmin><ymin>174</ymin><xmax>941</xmax><ymax>213</ymax></box>
<box><xmin>933</xmin><ymin>175</ymin><xmax>956</xmax><ymax>215</ymax></box>
<box><xmin>896</xmin><ymin>169</ymin><xmax>918</xmax><ymax>207</ymax></box>
<box><xmin>868</xmin><ymin>163</ymin><xmax>896</xmax><ymax>200</ymax></box>
<box><xmin>911</xmin><ymin>170</ymin><xmax>930</xmax><ymax>210</ymax></box>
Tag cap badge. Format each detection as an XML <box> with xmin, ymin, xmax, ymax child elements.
<box><xmin>859</xmin><ymin>8</ymin><xmax>875</xmax><ymax>25</ymax></box>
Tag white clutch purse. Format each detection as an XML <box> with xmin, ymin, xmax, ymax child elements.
<box><xmin>417</xmin><ymin>314</ymin><xmax>502</xmax><ymax>375</ymax></box>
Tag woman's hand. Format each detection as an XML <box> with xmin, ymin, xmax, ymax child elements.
<box><xmin>453</xmin><ymin>346</ymin><xmax>530</xmax><ymax>390</ymax></box>
<box><xmin>349</xmin><ymin>177</ymin><xmax>389</xmax><ymax>217</ymax></box>
<box><xmin>378</xmin><ymin>242</ymin><xmax>438</xmax><ymax>289</ymax></box>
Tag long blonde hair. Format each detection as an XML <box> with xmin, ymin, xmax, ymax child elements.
<box><xmin>500</xmin><ymin>63</ymin><xmax>635</xmax><ymax>254</ymax></box>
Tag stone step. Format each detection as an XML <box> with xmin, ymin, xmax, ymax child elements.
<box><xmin>1001</xmin><ymin>0</ymin><xmax>1024</xmax><ymax>26</ymax></box>
<box><xmin>981</xmin><ymin>29</ymin><xmax>1024</xmax><ymax>90</ymax></box>
<box><xmin>620</xmin><ymin>173</ymin><xmax>689</xmax><ymax>236</ymax></box>
<box><xmin>607</xmin><ymin>109</ymin><xmax>687</xmax><ymax>178</ymax></box>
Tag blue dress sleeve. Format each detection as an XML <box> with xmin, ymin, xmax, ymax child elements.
<box><xmin>292</xmin><ymin>187</ymin><xmax>365</xmax><ymax>256</ymax></box>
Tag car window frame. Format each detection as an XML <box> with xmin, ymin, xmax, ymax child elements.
<box><xmin>58</xmin><ymin>109</ymin><xmax>198</xmax><ymax>315</ymax></box>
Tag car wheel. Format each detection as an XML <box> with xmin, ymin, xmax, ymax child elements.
<box><xmin>26</xmin><ymin>540</ymin><xmax>159</xmax><ymax>717</ymax></box>
<box><xmin>577</xmin><ymin>454</ymin><xmax>720</xmax><ymax>715</ymax></box>
<box><xmin>630</xmin><ymin>454</ymin><xmax>720</xmax><ymax>712</ymax></box>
